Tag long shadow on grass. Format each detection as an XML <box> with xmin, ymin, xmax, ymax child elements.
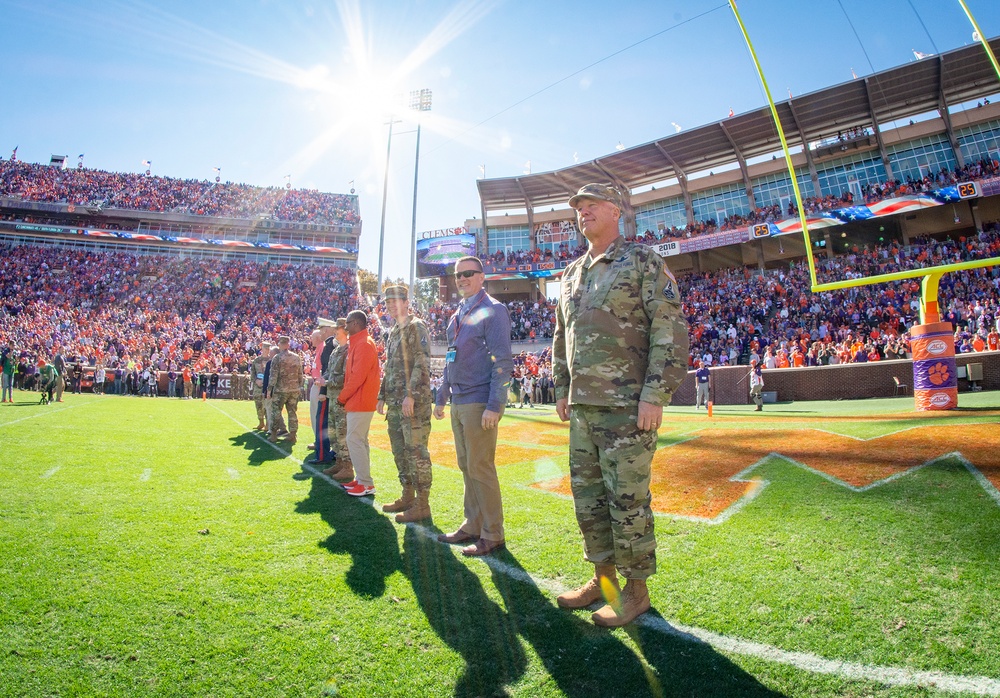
<box><xmin>486</xmin><ymin>552</ymin><xmax>786</xmax><ymax>698</ymax></box>
<box><xmin>296</xmin><ymin>477</ymin><xmax>400</xmax><ymax>598</ymax></box>
<box><xmin>228</xmin><ymin>432</ymin><xmax>289</xmax><ymax>466</ymax></box>
<box><xmin>402</xmin><ymin>526</ymin><xmax>528</xmax><ymax>698</ymax></box>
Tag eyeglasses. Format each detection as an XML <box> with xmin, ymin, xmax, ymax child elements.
<box><xmin>454</xmin><ymin>270</ymin><xmax>482</xmax><ymax>279</ymax></box>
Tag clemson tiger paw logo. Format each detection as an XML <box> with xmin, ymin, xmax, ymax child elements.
<box><xmin>928</xmin><ymin>363</ymin><xmax>950</xmax><ymax>386</ymax></box>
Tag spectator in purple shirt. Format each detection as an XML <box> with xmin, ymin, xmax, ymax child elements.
<box><xmin>434</xmin><ymin>256</ymin><xmax>513</xmax><ymax>557</ymax></box>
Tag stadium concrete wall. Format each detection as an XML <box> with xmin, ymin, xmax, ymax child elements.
<box><xmin>673</xmin><ymin>352</ymin><xmax>1000</xmax><ymax>405</ymax></box>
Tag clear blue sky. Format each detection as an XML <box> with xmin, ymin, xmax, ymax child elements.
<box><xmin>2</xmin><ymin>0</ymin><xmax>998</xmax><ymax>280</ymax></box>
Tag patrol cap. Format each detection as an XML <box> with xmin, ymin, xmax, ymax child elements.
<box><xmin>383</xmin><ymin>286</ymin><xmax>408</xmax><ymax>301</ymax></box>
<box><xmin>568</xmin><ymin>183</ymin><xmax>624</xmax><ymax>210</ymax></box>
<box><xmin>277</xmin><ymin>335</ymin><xmax>290</xmax><ymax>344</ymax></box>
<box><xmin>317</xmin><ymin>317</ymin><xmax>337</xmax><ymax>328</ymax></box>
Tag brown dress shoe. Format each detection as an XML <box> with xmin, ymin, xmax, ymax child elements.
<box><xmin>461</xmin><ymin>538</ymin><xmax>505</xmax><ymax>557</ymax></box>
<box><xmin>437</xmin><ymin>530</ymin><xmax>478</xmax><ymax>545</ymax></box>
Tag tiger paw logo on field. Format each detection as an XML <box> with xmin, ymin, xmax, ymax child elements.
<box><xmin>928</xmin><ymin>363</ymin><xmax>950</xmax><ymax>385</ymax></box>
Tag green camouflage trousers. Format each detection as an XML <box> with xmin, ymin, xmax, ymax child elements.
<box><xmin>254</xmin><ymin>395</ymin><xmax>267</xmax><ymax>423</ymax></box>
<box><xmin>568</xmin><ymin>404</ymin><xmax>657</xmax><ymax>579</ymax></box>
<box><xmin>385</xmin><ymin>401</ymin><xmax>433</xmax><ymax>491</ymax></box>
<box><xmin>327</xmin><ymin>400</ymin><xmax>351</xmax><ymax>467</ymax></box>
<box><xmin>269</xmin><ymin>391</ymin><xmax>298</xmax><ymax>436</ymax></box>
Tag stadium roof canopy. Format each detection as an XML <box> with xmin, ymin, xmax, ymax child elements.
<box><xmin>477</xmin><ymin>37</ymin><xmax>1000</xmax><ymax>213</ymax></box>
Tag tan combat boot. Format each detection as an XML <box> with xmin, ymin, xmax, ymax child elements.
<box><xmin>333</xmin><ymin>467</ymin><xmax>356</xmax><ymax>483</ymax></box>
<box><xmin>556</xmin><ymin>565</ymin><xmax>619</xmax><ymax>609</ymax></box>
<box><xmin>592</xmin><ymin>578</ymin><xmax>650</xmax><ymax>627</ymax></box>
<box><xmin>395</xmin><ymin>490</ymin><xmax>431</xmax><ymax>523</ymax></box>
<box><xmin>381</xmin><ymin>486</ymin><xmax>415</xmax><ymax>514</ymax></box>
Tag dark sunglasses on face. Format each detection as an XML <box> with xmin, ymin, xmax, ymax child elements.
<box><xmin>454</xmin><ymin>270</ymin><xmax>481</xmax><ymax>279</ymax></box>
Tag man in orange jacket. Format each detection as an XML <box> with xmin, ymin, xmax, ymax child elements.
<box><xmin>337</xmin><ymin>310</ymin><xmax>381</xmax><ymax>497</ymax></box>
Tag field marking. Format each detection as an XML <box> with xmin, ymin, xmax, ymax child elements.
<box><xmin>140</xmin><ymin>469</ymin><xmax>152</xmax><ymax>482</ymax></box>
<box><xmin>0</xmin><ymin>398</ymin><xmax>94</xmax><ymax>429</ymax></box>
<box><xmin>40</xmin><ymin>466</ymin><xmax>60</xmax><ymax>479</ymax></box>
<box><xmin>226</xmin><ymin>467</ymin><xmax>240</xmax><ymax>480</ymax></box>
<box><xmin>209</xmin><ymin>403</ymin><xmax>1000</xmax><ymax>695</ymax></box>
<box><xmin>703</xmin><ymin>450</ymin><xmax>1000</xmax><ymax>526</ymax></box>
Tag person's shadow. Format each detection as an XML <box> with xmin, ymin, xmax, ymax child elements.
<box><xmin>296</xmin><ymin>477</ymin><xmax>400</xmax><ymax>598</ymax></box>
<box><xmin>485</xmin><ymin>551</ymin><xmax>786</xmax><ymax>698</ymax></box>
<box><xmin>402</xmin><ymin>525</ymin><xmax>527</xmax><ymax>698</ymax></box>
<box><xmin>228</xmin><ymin>431</ymin><xmax>288</xmax><ymax>467</ymax></box>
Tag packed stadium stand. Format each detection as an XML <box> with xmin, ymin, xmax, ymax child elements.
<box><xmin>0</xmin><ymin>159</ymin><xmax>361</xmax><ymax>267</ymax></box>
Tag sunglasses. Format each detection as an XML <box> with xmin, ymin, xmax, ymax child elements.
<box><xmin>454</xmin><ymin>270</ymin><xmax>482</xmax><ymax>279</ymax></box>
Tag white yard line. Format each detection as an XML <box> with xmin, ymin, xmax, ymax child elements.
<box><xmin>0</xmin><ymin>398</ymin><xmax>93</xmax><ymax>428</ymax></box>
<box><xmin>40</xmin><ymin>466</ymin><xmax>60</xmax><ymax>479</ymax></box>
<box><xmin>210</xmin><ymin>403</ymin><xmax>1000</xmax><ymax>695</ymax></box>
<box><xmin>140</xmin><ymin>469</ymin><xmax>152</xmax><ymax>482</ymax></box>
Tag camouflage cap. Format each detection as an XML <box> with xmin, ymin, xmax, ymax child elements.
<box><xmin>383</xmin><ymin>285</ymin><xmax>408</xmax><ymax>301</ymax></box>
<box><xmin>568</xmin><ymin>183</ymin><xmax>624</xmax><ymax>210</ymax></box>
<box><xmin>277</xmin><ymin>335</ymin><xmax>290</xmax><ymax>344</ymax></box>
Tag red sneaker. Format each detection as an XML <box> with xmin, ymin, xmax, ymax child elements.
<box><xmin>344</xmin><ymin>482</ymin><xmax>375</xmax><ymax>497</ymax></box>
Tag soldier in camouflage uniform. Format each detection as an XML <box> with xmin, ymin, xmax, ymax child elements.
<box><xmin>376</xmin><ymin>286</ymin><xmax>434</xmax><ymax>523</ymax></box>
<box><xmin>251</xmin><ymin>343</ymin><xmax>271</xmax><ymax>430</ymax></box>
<box><xmin>267</xmin><ymin>336</ymin><xmax>303</xmax><ymax>444</ymax></box>
<box><xmin>552</xmin><ymin>183</ymin><xmax>689</xmax><ymax>628</ymax></box>
<box><xmin>263</xmin><ymin>345</ymin><xmax>287</xmax><ymax>436</ymax></box>
<box><xmin>321</xmin><ymin>319</ymin><xmax>354</xmax><ymax>482</ymax></box>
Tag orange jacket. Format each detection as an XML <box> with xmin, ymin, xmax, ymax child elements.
<box><xmin>338</xmin><ymin>329</ymin><xmax>380</xmax><ymax>412</ymax></box>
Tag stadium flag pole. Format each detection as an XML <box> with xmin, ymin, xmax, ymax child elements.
<box><xmin>958</xmin><ymin>0</ymin><xmax>1000</xmax><ymax>82</ymax></box>
<box><xmin>727</xmin><ymin>0</ymin><xmax>819</xmax><ymax>290</ymax></box>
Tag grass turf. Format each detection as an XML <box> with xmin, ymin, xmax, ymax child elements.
<box><xmin>1</xmin><ymin>390</ymin><xmax>999</xmax><ymax>697</ymax></box>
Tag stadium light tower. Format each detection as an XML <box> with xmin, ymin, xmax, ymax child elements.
<box><xmin>407</xmin><ymin>88</ymin><xmax>432</xmax><ymax>305</ymax></box>
<box><xmin>375</xmin><ymin>116</ymin><xmax>400</xmax><ymax>297</ymax></box>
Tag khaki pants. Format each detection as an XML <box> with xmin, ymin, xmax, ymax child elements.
<box><xmin>451</xmin><ymin>402</ymin><xmax>505</xmax><ymax>543</ymax></box>
<box><xmin>346</xmin><ymin>411</ymin><xmax>374</xmax><ymax>487</ymax></box>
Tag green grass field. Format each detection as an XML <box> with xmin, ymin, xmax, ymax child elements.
<box><xmin>2</xmin><ymin>391</ymin><xmax>1000</xmax><ymax>697</ymax></box>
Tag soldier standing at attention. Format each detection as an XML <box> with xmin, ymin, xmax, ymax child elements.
<box><xmin>251</xmin><ymin>343</ymin><xmax>271</xmax><ymax>430</ymax></box>
<box><xmin>377</xmin><ymin>286</ymin><xmax>434</xmax><ymax>523</ymax></box>
<box><xmin>321</xmin><ymin>319</ymin><xmax>353</xmax><ymax>482</ymax></box>
<box><xmin>553</xmin><ymin>183</ymin><xmax>688</xmax><ymax>627</ymax></box>
<box><xmin>267</xmin><ymin>336</ymin><xmax>303</xmax><ymax>445</ymax></box>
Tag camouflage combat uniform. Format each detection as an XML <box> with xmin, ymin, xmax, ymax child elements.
<box><xmin>378</xmin><ymin>314</ymin><xmax>433</xmax><ymax>492</ymax></box>
<box><xmin>553</xmin><ymin>234</ymin><xmax>688</xmax><ymax>580</ymax></box>
<box><xmin>268</xmin><ymin>348</ymin><xmax>303</xmax><ymax>438</ymax></box>
<box><xmin>251</xmin><ymin>354</ymin><xmax>269</xmax><ymax>423</ymax></box>
<box><xmin>323</xmin><ymin>341</ymin><xmax>351</xmax><ymax>469</ymax></box>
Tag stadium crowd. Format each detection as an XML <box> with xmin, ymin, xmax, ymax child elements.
<box><xmin>0</xmin><ymin>245</ymin><xmax>368</xmax><ymax>390</ymax></box>
<box><xmin>627</xmin><ymin>160</ymin><xmax>1000</xmax><ymax>243</ymax></box>
<box><xmin>430</xmin><ymin>224</ymin><xmax>1000</xmax><ymax>369</ymax></box>
<box><xmin>0</xmin><ymin>159</ymin><xmax>360</xmax><ymax>225</ymax></box>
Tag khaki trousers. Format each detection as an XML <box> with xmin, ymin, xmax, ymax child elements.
<box><xmin>450</xmin><ymin>402</ymin><xmax>505</xmax><ymax>542</ymax></box>
<box><xmin>346</xmin><ymin>411</ymin><xmax>375</xmax><ymax>487</ymax></box>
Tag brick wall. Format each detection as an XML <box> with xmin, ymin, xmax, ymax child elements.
<box><xmin>671</xmin><ymin>351</ymin><xmax>1000</xmax><ymax>405</ymax></box>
